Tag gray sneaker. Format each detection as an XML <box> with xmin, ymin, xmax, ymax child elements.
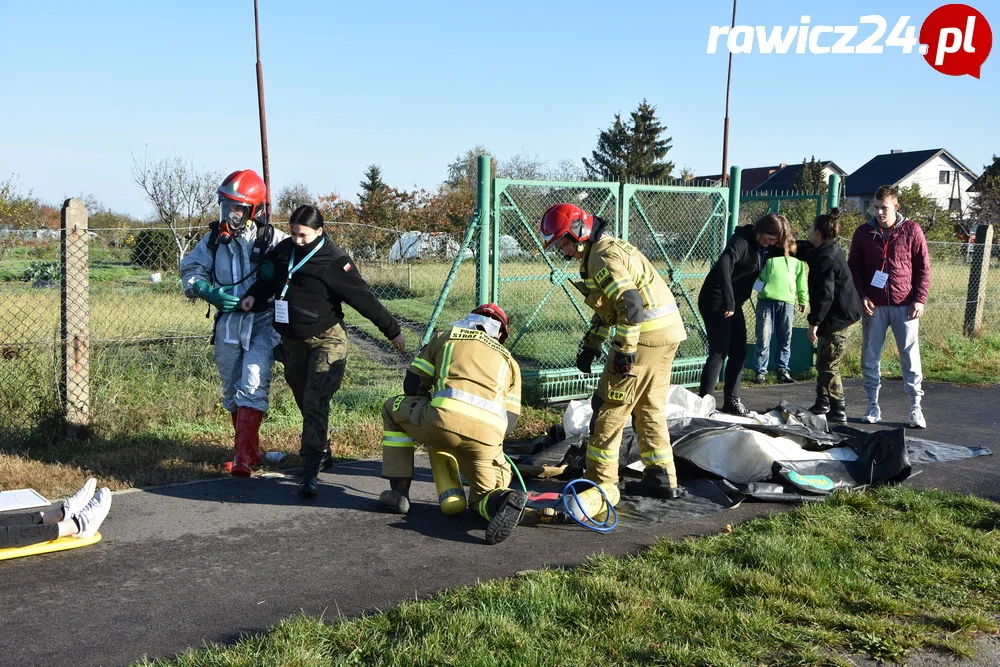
<box><xmin>74</xmin><ymin>487</ymin><xmax>112</xmax><ymax>539</ymax></box>
<box><xmin>909</xmin><ymin>406</ymin><xmax>927</xmax><ymax>429</ymax></box>
<box><xmin>61</xmin><ymin>478</ymin><xmax>96</xmax><ymax>521</ymax></box>
<box><xmin>862</xmin><ymin>403</ymin><xmax>881</xmax><ymax>424</ymax></box>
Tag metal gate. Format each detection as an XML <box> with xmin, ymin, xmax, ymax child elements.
<box><xmin>422</xmin><ymin>160</ymin><xmax>743</xmax><ymax>403</ymax></box>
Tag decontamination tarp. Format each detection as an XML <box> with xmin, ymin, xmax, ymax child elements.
<box><xmin>504</xmin><ymin>387</ymin><xmax>992</xmax><ymax>520</ymax></box>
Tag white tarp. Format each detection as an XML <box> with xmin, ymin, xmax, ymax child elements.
<box><xmin>388</xmin><ymin>231</ymin><xmax>470</xmax><ymax>261</ymax></box>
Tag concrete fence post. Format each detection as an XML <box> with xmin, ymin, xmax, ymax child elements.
<box><xmin>963</xmin><ymin>223</ymin><xmax>993</xmax><ymax>338</ymax></box>
<box><xmin>61</xmin><ymin>198</ymin><xmax>90</xmax><ymax>434</ymax></box>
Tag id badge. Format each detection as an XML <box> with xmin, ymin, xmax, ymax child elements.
<box><xmin>870</xmin><ymin>270</ymin><xmax>889</xmax><ymax>289</ymax></box>
<box><xmin>753</xmin><ymin>279</ymin><xmax>764</xmax><ymax>292</ymax></box>
<box><xmin>274</xmin><ymin>299</ymin><xmax>290</xmax><ymax>324</ymax></box>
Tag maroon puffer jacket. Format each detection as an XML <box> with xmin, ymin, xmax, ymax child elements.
<box><xmin>847</xmin><ymin>216</ymin><xmax>930</xmax><ymax>307</ymax></box>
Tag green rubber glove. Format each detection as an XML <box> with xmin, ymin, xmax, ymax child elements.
<box><xmin>193</xmin><ymin>280</ymin><xmax>240</xmax><ymax>312</ymax></box>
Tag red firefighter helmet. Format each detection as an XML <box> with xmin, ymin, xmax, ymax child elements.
<box><xmin>217</xmin><ymin>169</ymin><xmax>267</xmax><ymax>229</ymax></box>
<box><xmin>471</xmin><ymin>302</ymin><xmax>509</xmax><ymax>344</ymax></box>
<box><xmin>540</xmin><ymin>203</ymin><xmax>594</xmax><ymax>249</ymax></box>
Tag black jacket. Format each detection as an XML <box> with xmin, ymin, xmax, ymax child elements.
<box><xmin>802</xmin><ymin>239</ymin><xmax>861</xmax><ymax>336</ymax></box>
<box><xmin>699</xmin><ymin>225</ymin><xmax>774</xmax><ymax>313</ymax></box>
<box><xmin>247</xmin><ymin>234</ymin><xmax>401</xmax><ymax>342</ymax></box>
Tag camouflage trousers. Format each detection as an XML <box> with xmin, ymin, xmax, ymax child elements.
<box><xmin>282</xmin><ymin>323</ymin><xmax>348</xmax><ymax>457</ymax></box>
<box><xmin>816</xmin><ymin>330</ymin><xmax>848</xmax><ymax>400</ymax></box>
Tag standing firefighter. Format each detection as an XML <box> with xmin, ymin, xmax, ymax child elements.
<box><xmin>379</xmin><ymin>304</ymin><xmax>526</xmax><ymax>545</ymax></box>
<box><xmin>181</xmin><ymin>169</ymin><xmax>287</xmax><ymax>477</ymax></box>
<box><xmin>540</xmin><ymin>203</ymin><xmax>688</xmax><ymax>518</ymax></box>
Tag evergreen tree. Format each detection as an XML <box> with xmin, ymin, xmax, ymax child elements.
<box><xmin>358</xmin><ymin>164</ymin><xmax>393</xmax><ymax>227</ymax></box>
<box><xmin>791</xmin><ymin>156</ymin><xmax>827</xmax><ymax>195</ymax></box>
<box><xmin>582</xmin><ymin>99</ymin><xmax>674</xmax><ymax>182</ymax></box>
<box><xmin>970</xmin><ymin>155</ymin><xmax>1000</xmax><ymax>226</ymax></box>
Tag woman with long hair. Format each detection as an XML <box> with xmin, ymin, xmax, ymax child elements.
<box><xmin>697</xmin><ymin>213</ymin><xmax>797</xmax><ymax>415</ymax></box>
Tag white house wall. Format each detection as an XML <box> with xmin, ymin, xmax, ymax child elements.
<box><xmin>899</xmin><ymin>154</ymin><xmax>978</xmax><ymax>213</ymax></box>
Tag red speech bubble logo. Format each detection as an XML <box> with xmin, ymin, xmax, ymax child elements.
<box><xmin>920</xmin><ymin>4</ymin><xmax>992</xmax><ymax>78</ymax></box>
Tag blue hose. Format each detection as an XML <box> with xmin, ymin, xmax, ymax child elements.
<box><xmin>561</xmin><ymin>478</ymin><xmax>618</xmax><ymax>533</ymax></box>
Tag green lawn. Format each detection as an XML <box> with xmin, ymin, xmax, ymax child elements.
<box><xmin>135</xmin><ymin>486</ymin><xmax>1000</xmax><ymax>667</ymax></box>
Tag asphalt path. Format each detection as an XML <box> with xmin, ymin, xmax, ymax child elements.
<box><xmin>2</xmin><ymin>378</ymin><xmax>997</xmax><ymax>666</ymax></box>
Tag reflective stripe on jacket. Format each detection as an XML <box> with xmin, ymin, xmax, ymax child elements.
<box><xmin>581</xmin><ymin>235</ymin><xmax>686</xmax><ymax>354</ymax></box>
<box><xmin>408</xmin><ymin>328</ymin><xmax>521</xmax><ymax>445</ymax></box>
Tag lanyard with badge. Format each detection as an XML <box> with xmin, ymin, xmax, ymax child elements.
<box><xmin>274</xmin><ymin>239</ymin><xmax>325</xmax><ymax>323</ymax></box>
<box><xmin>870</xmin><ymin>225</ymin><xmax>894</xmax><ymax>289</ymax></box>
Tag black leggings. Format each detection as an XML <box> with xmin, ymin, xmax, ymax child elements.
<box><xmin>698</xmin><ymin>305</ymin><xmax>748</xmax><ymax>399</ymax></box>
<box><xmin>1</xmin><ymin>511</ymin><xmax>59</xmax><ymax>549</ymax></box>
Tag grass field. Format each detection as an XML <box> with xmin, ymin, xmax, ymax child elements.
<box><xmin>133</xmin><ymin>486</ymin><xmax>1000</xmax><ymax>667</ymax></box>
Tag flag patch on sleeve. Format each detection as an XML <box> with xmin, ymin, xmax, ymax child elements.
<box><xmin>343</xmin><ymin>262</ymin><xmax>352</xmax><ymax>271</ymax></box>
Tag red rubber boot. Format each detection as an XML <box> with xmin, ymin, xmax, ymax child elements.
<box><xmin>224</xmin><ymin>411</ymin><xmax>238</xmax><ymax>473</ymax></box>
<box><xmin>231</xmin><ymin>407</ymin><xmax>265</xmax><ymax>477</ymax></box>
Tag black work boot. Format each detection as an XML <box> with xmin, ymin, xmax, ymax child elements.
<box><xmin>298</xmin><ymin>455</ymin><xmax>322</xmax><ymax>498</ymax></box>
<box><xmin>319</xmin><ymin>447</ymin><xmax>334</xmax><ymax>471</ymax></box>
<box><xmin>810</xmin><ymin>390</ymin><xmax>831</xmax><ymax>415</ymax></box>
<box><xmin>721</xmin><ymin>395</ymin><xmax>750</xmax><ymax>417</ymax></box>
<box><xmin>624</xmin><ymin>466</ymin><xmax>688</xmax><ymax>500</ymax></box>
<box><xmin>777</xmin><ymin>369</ymin><xmax>795</xmax><ymax>384</ymax></box>
<box><xmin>828</xmin><ymin>398</ymin><xmax>847</xmax><ymax>424</ymax></box>
<box><xmin>484</xmin><ymin>489</ymin><xmax>527</xmax><ymax>545</ymax></box>
<box><xmin>378</xmin><ymin>479</ymin><xmax>411</xmax><ymax>514</ymax></box>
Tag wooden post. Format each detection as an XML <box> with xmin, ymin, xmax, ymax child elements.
<box><xmin>61</xmin><ymin>198</ymin><xmax>90</xmax><ymax>434</ymax></box>
<box><xmin>963</xmin><ymin>223</ymin><xmax>993</xmax><ymax>338</ymax></box>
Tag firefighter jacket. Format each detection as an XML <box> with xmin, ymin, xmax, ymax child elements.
<box><xmin>578</xmin><ymin>234</ymin><xmax>686</xmax><ymax>356</ymax></box>
<box><xmin>408</xmin><ymin>327</ymin><xmax>521</xmax><ymax>446</ymax></box>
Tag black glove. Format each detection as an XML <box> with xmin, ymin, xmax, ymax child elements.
<box><xmin>613</xmin><ymin>351</ymin><xmax>636</xmax><ymax>375</ymax></box>
<box><xmin>576</xmin><ymin>347</ymin><xmax>599</xmax><ymax>374</ymax></box>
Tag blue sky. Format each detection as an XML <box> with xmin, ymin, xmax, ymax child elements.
<box><xmin>1</xmin><ymin>0</ymin><xmax>996</xmax><ymax>218</ymax></box>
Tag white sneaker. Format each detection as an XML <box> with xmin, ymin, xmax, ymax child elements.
<box><xmin>863</xmin><ymin>403</ymin><xmax>881</xmax><ymax>424</ymax></box>
<box><xmin>74</xmin><ymin>487</ymin><xmax>112</xmax><ymax>539</ymax></box>
<box><xmin>61</xmin><ymin>478</ymin><xmax>96</xmax><ymax>521</ymax></box>
<box><xmin>909</xmin><ymin>406</ymin><xmax>927</xmax><ymax>429</ymax></box>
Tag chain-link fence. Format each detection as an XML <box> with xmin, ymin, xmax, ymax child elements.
<box><xmin>0</xmin><ymin>209</ymin><xmax>474</xmax><ymax>441</ymax></box>
<box><xmin>739</xmin><ymin>192</ymin><xmax>825</xmax><ymax>234</ymax></box>
<box><xmin>4</xmin><ymin>193</ymin><xmax>995</xmax><ymax>435</ymax></box>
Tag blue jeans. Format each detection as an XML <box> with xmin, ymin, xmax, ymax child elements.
<box><xmin>754</xmin><ymin>299</ymin><xmax>794</xmax><ymax>374</ymax></box>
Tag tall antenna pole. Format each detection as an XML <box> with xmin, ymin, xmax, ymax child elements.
<box><xmin>721</xmin><ymin>0</ymin><xmax>737</xmax><ymax>186</ymax></box>
<box><xmin>254</xmin><ymin>0</ymin><xmax>272</xmax><ymax>218</ymax></box>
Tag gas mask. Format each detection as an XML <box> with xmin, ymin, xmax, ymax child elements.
<box><xmin>217</xmin><ymin>199</ymin><xmax>252</xmax><ymax>245</ymax></box>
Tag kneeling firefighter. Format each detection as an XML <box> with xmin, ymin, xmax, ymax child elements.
<box><xmin>539</xmin><ymin>203</ymin><xmax>689</xmax><ymax>519</ymax></box>
<box><xmin>181</xmin><ymin>169</ymin><xmax>287</xmax><ymax>477</ymax></box>
<box><xmin>379</xmin><ymin>304</ymin><xmax>526</xmax><ymax>545</ymax></box>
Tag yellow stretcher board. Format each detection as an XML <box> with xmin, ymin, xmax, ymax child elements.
<box><xmin>0</xmin><ymin>533</ymin><xmax>102</xmax><ymax>561</ymax></box>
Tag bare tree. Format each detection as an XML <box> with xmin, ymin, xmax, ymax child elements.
<box><xmin>130</xmin><ymin>153</ymin><xmax>221</xmax><ymax>267</ymax></box>
<box><xmin>497</xmin><ymin>152</ymin><xmax>547</xmax><ymax>180</ymax></box>
<box><xmin>276</xmin><ymin>181</ymin><xmax>314</xmax><ymax>218</ymax></box>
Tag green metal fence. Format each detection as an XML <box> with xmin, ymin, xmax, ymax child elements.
<box><xmin>424</xmin><ymin>158</ymin><xmax>742</xmax><ymax>403</ymax></box>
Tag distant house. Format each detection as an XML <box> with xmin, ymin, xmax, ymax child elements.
<box><xmin>751</xmin><ymin>161</ymin><xmax>846</xmax><ymax>193</ymax></box>
<box><xmin>844</xmin><ymin>148</ymin><xmax>979</xmax><ymax>217</ymax></box>
<box><xmin>697</xmin><ymin>161</ymin><xmax>846</xmax><ymax>193</ymax></box>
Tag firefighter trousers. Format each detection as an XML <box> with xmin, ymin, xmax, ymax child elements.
<box><xmin>587</xmin><ymin>341</ymin><xmax>680</xmax><ymax>487</ymax></box>
<box><xmin>380</xmin><ymin>395</ymin><xmax>512</xmax><ymax>512</ymax></box>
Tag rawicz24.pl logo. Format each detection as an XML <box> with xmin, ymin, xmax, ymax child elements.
<box><xmin>707</xmin><ymin>3</ymin><xmax>992</xmax><ymax>78</ymax></box>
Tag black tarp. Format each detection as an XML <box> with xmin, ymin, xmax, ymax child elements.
<box><xmin>504</xmin><ymin>402</ymin><xmax>992</xmax><ymax>521</ymax></box>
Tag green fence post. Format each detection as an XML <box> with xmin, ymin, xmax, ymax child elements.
<box><xmin>476</xmin><ymin>154</ymin><xmax>491</xmax><ymax>306</ymax></box>
<box><xmin>827</xmin><ymin>173</ymin><xmax>841</xmax><ymax>211</ymax></box>
<box><xmin>727</xmin><ymin>166</ymin><xmax>741</xmax><ymax>240</ymax></box>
